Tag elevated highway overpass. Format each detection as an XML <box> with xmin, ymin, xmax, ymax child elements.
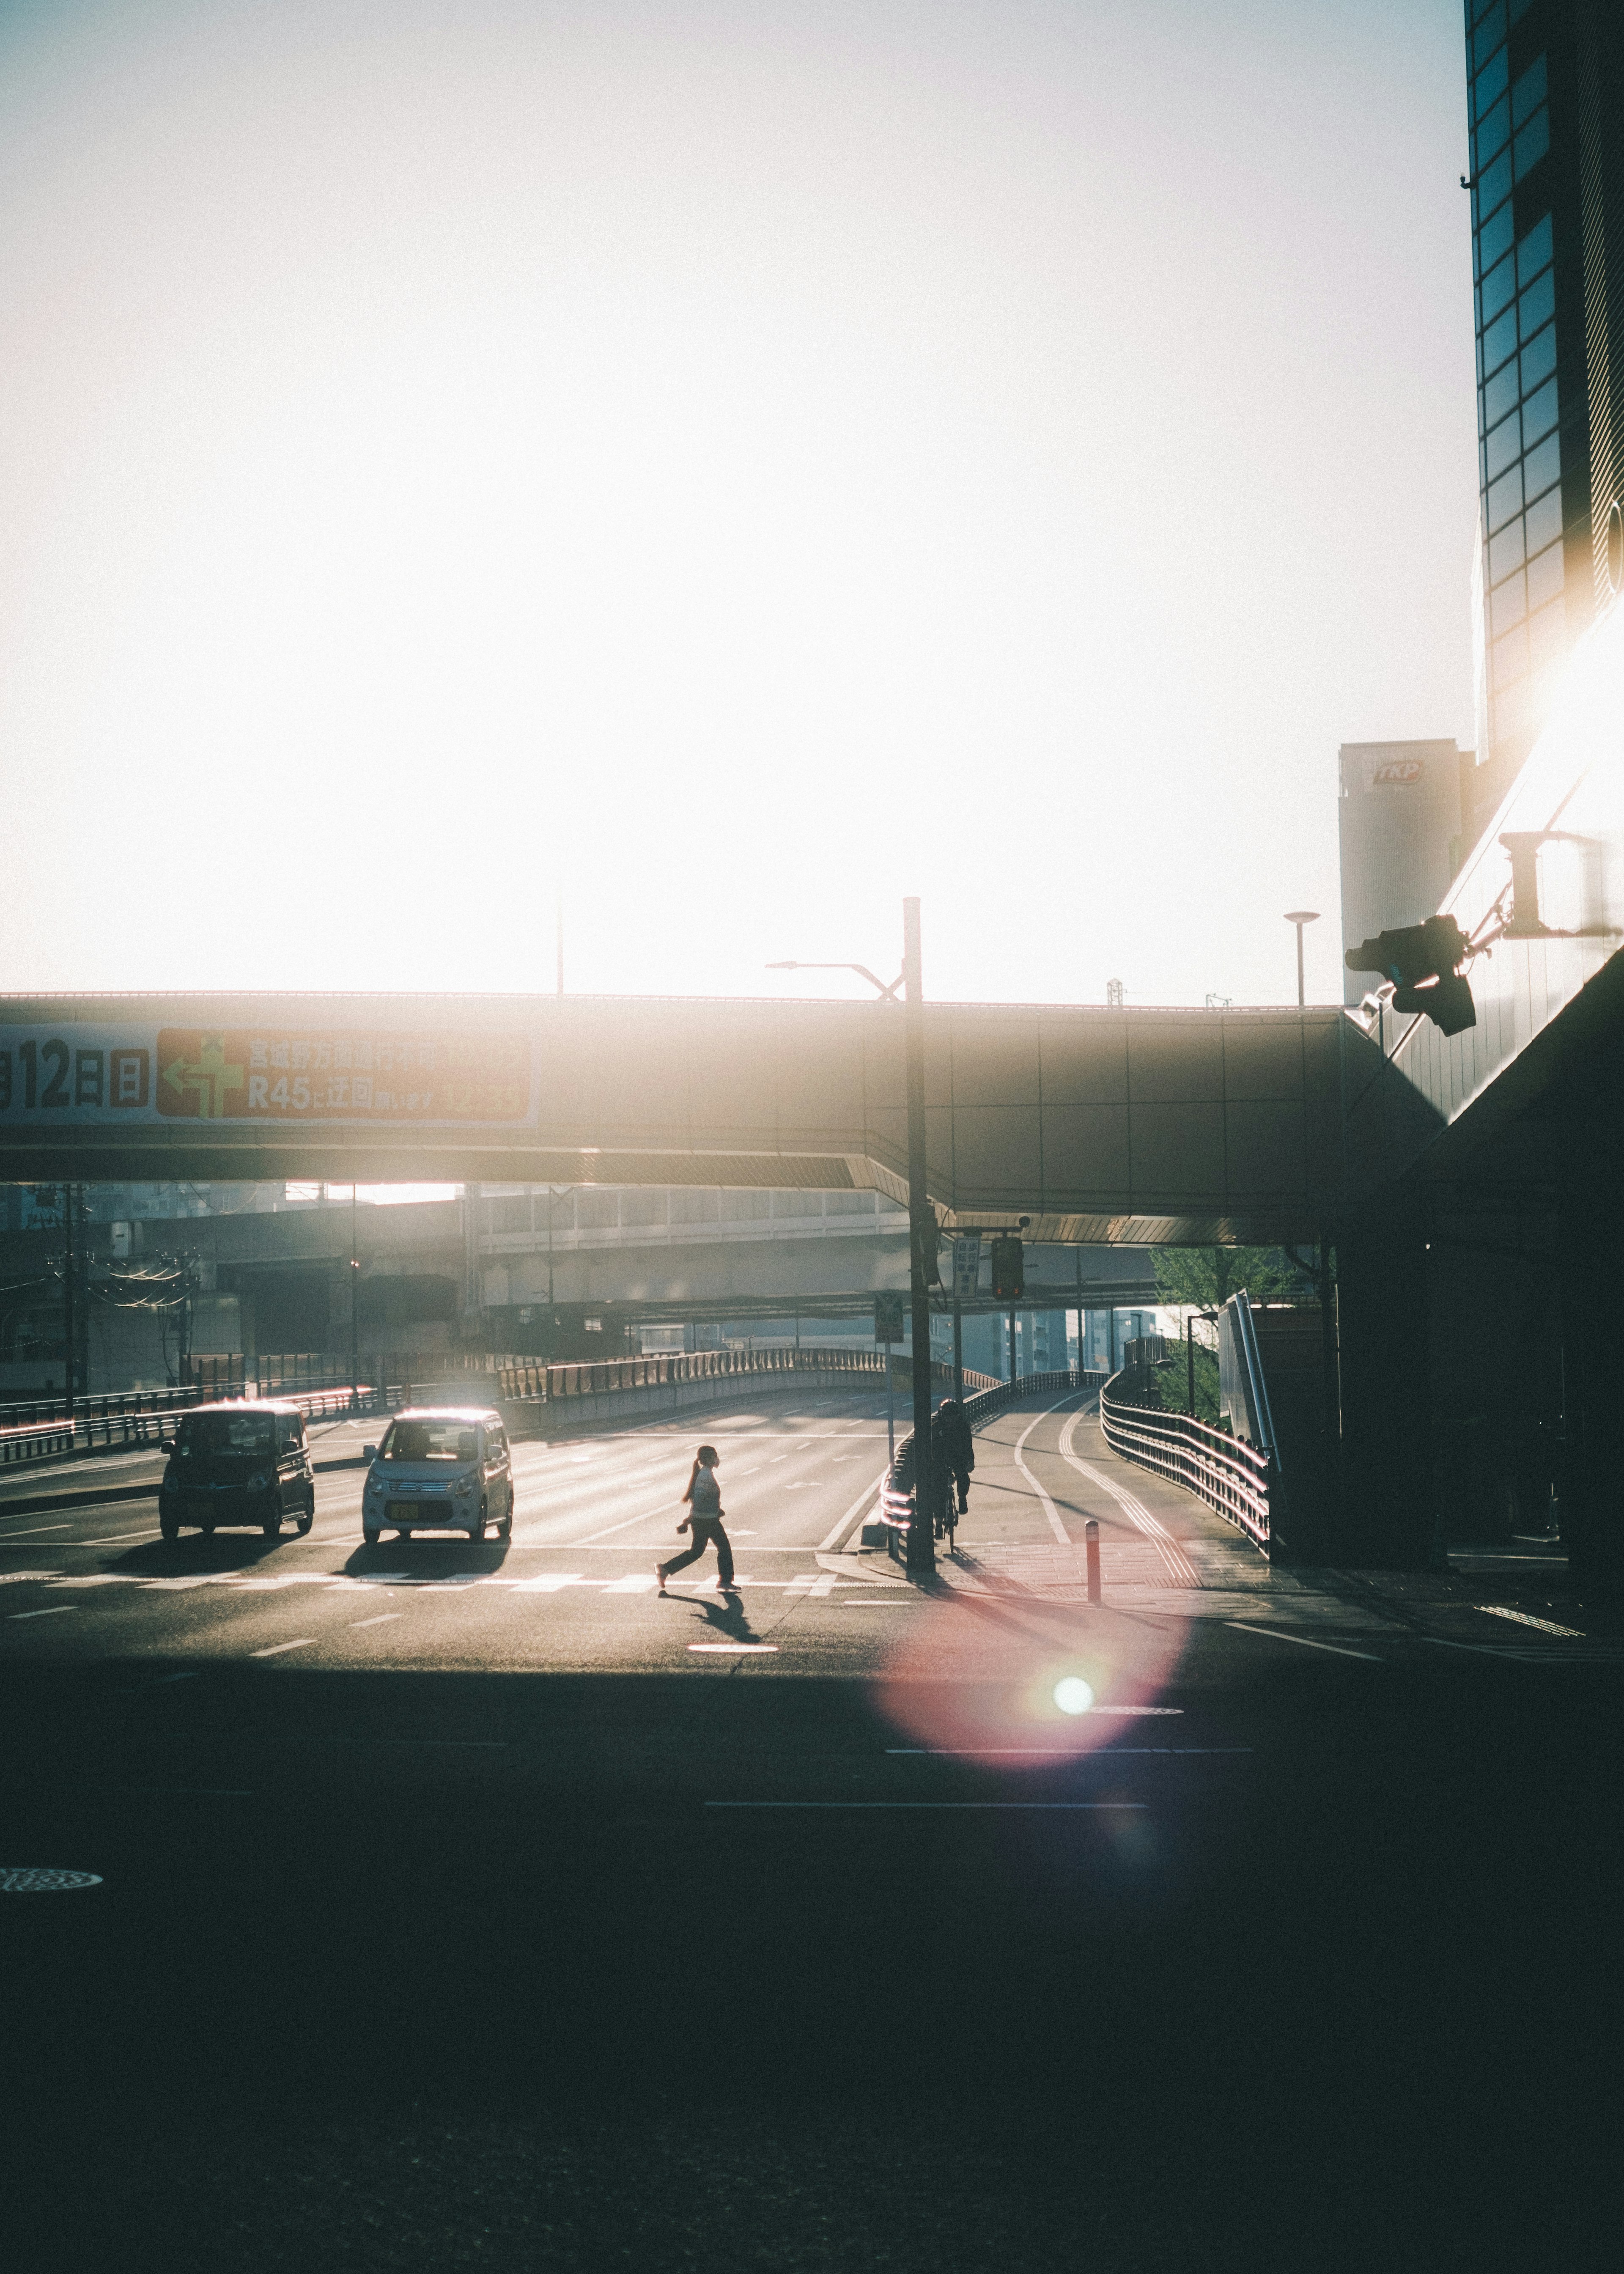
<box><xmin>0</xmin><ymin>990</ymin><xmax>1376</xmax><ymax>1247</ymax></box>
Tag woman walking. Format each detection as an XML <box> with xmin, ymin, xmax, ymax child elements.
<box><xmin>657</xmin><ymin>1444</ymin><xmax>737</xmax><ymax>1595</ymax></box>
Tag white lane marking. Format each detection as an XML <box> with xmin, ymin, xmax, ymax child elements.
<box><xmin>817</xmin><ymin>1466</ymin><xmax>891</xmax><ymax>1553</ymax></box>
<box><xmin>688</xmin><ymin>1643</ymin><xmax>779</xmax><ymax>1653</ymax></box>
<box><xmin>250</xmin><ymin>1637</ymin><xmax>316</xmax><ymax>1658</ymax></box>
<box><xmin>0</xmin><ymin>1524</ymin><xmax>71</xmax><ymax>1537</ymax></box>
<box><xmin>1058</xmin><ymin>1411</ymin><xmax>1202</xmax><ymax>1586</ymax></box>
<box><xmin>1475</xmin><ymin>1605</ymin><xmax>1584</xmax><ymax>1637</ymax></box>
<box><xmin>0</xmin><ymin>1572</ymin><xmax>64</xmax><ymax>1584</ymax></box>
<box><xmin>348</xmin><ymin>1614</ymin><xmax>403</xmax><ymax>1629</ymax></box>
<box><xmin>1226</xmin><ymin>1622</ymin><xmax>1382</xmax><ymax>1662</ymax></box>
<box><xmin>705</xmin><ymin>1801</ymin><xmax>1146</xmax><ymax>1810</ymax></box>
<box><xmin>886</xmin><ymin>1746</ymin><xmax>1249</xmax><ymax>1755</ymax></box>
<box><xmin>1014</xmin><ymin>1399</ymin><xmax>1077</xmax><ymax>1544</ymax></box>
<box><xmin>602</xmin><ymin>1574</ymin><xmax>660</xmax><ymax>1593</ymax></box>
<box><xmin>508</xmin><ymin>1573</ymin><xmax>589</xmax><ymax>1592</ymax></box>
<box><xmin>81</xmin><ymin>1533</ymin><xmax>162</xmax><ymax>1545</ymax></box>
<box><xmin>784</xmin><ymin>1573</ymin><xmax>838</xmax><ymax>1596</ymax></box>
<box><xmin>573</xmin><ymin>1507</ymin><xmax>676</xmax><ymax>1545</ymax></box>
<box><xmin>11</xmin><ymin>1606</ymin><xmax>79</xmax><ymax>1618</ymax></box>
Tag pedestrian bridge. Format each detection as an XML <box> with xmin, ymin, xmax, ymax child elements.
<box><xmin>0</xmin><ymin>990</ymin><xmax>1366</xmax><ymax>1245</ymax></box>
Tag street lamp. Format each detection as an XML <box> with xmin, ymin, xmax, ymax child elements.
<box><xmin>767</xmin><ymin>912</ymin><xmax>935</xmax><ymax>1573</ymax></box>
<box><xmin>765</xmin><ymin>958</ymin><xmax>903</xmax><ymax>1003</ymax></box>
<box><xmin>1284</xmin><ymin>911</ymin><xmax>1320</xmax><ymax>1009</ymax></box>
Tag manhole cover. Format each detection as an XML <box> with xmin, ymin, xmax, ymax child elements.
<box><xmin>0</xmin><ymin>1868</ymin><xmax>103</xmax><ymax>1894</ymax></box>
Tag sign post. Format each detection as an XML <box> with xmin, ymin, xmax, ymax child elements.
<box><xmin>874</xmin><ymin>1292</ymin><xmax>904</xmax><ymax>1470</ymax></box>
<box><xmin>902</xmin><ymin>899</ymin><xmax>935</xmax><ymax>1575</ymax></box>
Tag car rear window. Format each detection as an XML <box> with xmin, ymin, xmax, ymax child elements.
<box><xmin>176</xmin><ymin>1414</ymin><xmax>277</xmax><ymax>1456</ymax></box>
<box><xmin>380</xmin><ymin>1420</ymin><xmax>479</xmax><ymax>1463</ymax></box>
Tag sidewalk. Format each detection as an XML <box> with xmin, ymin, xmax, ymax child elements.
<box><xmin>845</xmin><ymin>1392</ymin><xmax>1624</xmax><ymax>1661</ymax></box>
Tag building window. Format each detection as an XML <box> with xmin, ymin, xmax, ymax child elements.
<box><xmin>1474</xmin><ymin>94</ymin><xmax>1510</xmax><ymax>171</ymax></box>
<box><xmin>1520</xmin><ymin>321</ymin><xmax>1557</xmax><ymax>395</ymax></box>
<box><xmin>1516</xmin><ymin>211</ymin><xmax>1552</xmax><ymax>286</ymax></box>
<box><xmin>1522</xmin><ymin>373</ymin><xmax>1558</xmax><ymax>446</ymax></box>
<box><xmin>1483</xmin><ymin>360</ymin><xmax>1520</xmax><ymax>432</ymax></box>
<box><xmin>1514</xmin><ymin>107</ymin><xmax>1550</xmax><ymax>181</ymax></box>
<box><xmin>1525</xmin><ymin>483</ymin><xmax>1563</xmax><ymax>555</ymax></box>
<box><xmin>1473</xmin><ymin>40</ymin><xmax>1509</xmax><ymax>109</ymax></box>
<box><xmin>1487</xmin><ymin>461</ymin><xmax>1524</xmax><ymax>531</ymax></box>
<box><xmin>1523</xmin><ymin>428</ymin><xmax>1561</xmax><ymax>503</ymax></box>
<box><xmin>1477</xmin><ymin>200</ymin><xmax>1515</xmax><ymax>278</ymax></box>
<box><xmin>1489</xmin><ymin>517</ymin><xmax>1526</xmax><ymax>585</ymax></box>
<box><xmin>1485</xmin><ymin>409</ymin><xmax>1522</xmax><ymax>481</ymax></box>
<box><xmin>1482</xmin><ymin>302</ymin><xmax>1519</xmax><ymax>377</ymax></box>
<box><xmin>1475</xmin><ymin>146</ymin><xmax>1513</xmax><ymax>224</ymax></box>
<box><xmin>1527</xmin><ymin>598</ymin><xmax>1566</xmax><ymax>673</ymax></box>
<box><xmin>1525</xmin><ymin>539</ymin><xmax>1565</xmax><ymax>613</ymax></box>
<box><xmin>1492</xmin><ymin>620</ymin><xmax>1529</xmax><ymax>683</ymax></box>
<box><xmin>1510</xmin><ymin>54</ymin><xmax>1546</xmax><ymax>128</ymax></box>
<box><xmin>1491</xmin><ymin>570</ymin><xmax>1528</xmax><ymax>638</ymax></box>
<box><xmin>1481</xmin><ymin>248</ymin><xmax>1517</xmax><ymax>324</ymax></box>
<box><xmin>1518</xmin><ymin>269</ymin><xmax>1555</xmax><ymax>342</ymax></box>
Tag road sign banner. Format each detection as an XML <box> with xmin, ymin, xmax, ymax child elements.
<box><xmin>873</xmin><ymin>1293</ymin><xmax>905</xmax><ymax>1343</ymax></box>
<box><xmin>952</xmin><ymin>1235</ymin><xmax>981</xmax><ymax>1302</ymax></box>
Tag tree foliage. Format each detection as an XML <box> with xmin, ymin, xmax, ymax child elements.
<box><xmin>1151</xmin><ymin>1246</ymin><xmax>1314</xmax><ymax>1310</ymax></box>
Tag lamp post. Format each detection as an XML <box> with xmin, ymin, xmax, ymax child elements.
<box><xmin>767</xmin><ymin>915</ymin><xmax>934</xmax><ymax>1572</ymax></box>
<box><xmin>1284</xmin><ymin>911</ymin><xmax>1320</xmax><ymax>1008</ymax></box>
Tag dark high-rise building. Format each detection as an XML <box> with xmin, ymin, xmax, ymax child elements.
<box><xmin>1464</xmin><ymin>0</ymin><xmax>1624</xmax><ymax>833</ymax></box>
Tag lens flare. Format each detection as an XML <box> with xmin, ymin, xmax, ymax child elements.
<box><xmin>1053</xmin><ymin>1676</ymin><xmax>1094</xmax><ymax>1715</ymax></box>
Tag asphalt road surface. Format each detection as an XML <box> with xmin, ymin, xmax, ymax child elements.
<box><xmin>3</xmin><ymin>1387</ymin><xmax>1620</xmax><ymax>2271</ymax></box>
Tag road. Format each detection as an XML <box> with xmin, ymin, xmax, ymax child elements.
<box><xmin>2</xmin><ymin>1387</ymin><xmax>1620</xmax><ymax>2271</ymax></box>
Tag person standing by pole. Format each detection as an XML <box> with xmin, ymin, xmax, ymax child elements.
<box><xmin>657</xmin><ymin>1445</ymin><xmax>737</xmax><ymax>1595</ymax></box>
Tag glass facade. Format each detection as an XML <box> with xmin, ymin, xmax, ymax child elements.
<box><xmin>1466</xmin><ymin>0</ymin><xmax>1566</xmax><ymax>772</ymax></box>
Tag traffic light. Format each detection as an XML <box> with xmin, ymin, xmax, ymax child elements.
<box><xmin>989</xmin><ymin>1234</ymin><xmax>1024</xmax><ymax>1300</ymax></box>
<box><xmin>1345</xmin><ymin>915</ymin><xmax>1476</xmax><ymax>1037</ymax></box>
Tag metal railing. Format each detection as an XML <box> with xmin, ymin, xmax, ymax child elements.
<box><xmin>1098</xmin><ymin>1374</ymin><xmax>1273</xmax><ymax>1554</ymax></box>
<box><xmin>497</xmin><ymin>1344</ymin><xmax>982</xmax><ymax>1403</ymax></box>
<box><xmin>879</xmin><ymin>1368</ymin><xmax>1107</xmax><ymax>1548</ymax></box>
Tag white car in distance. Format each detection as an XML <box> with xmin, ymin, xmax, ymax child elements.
<box><xmin>362</xmin><ymin>1406</ymin><xmax>514</xmax><ymax>1546</ymax></box>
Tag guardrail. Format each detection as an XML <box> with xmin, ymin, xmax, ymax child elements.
<box><xmin>878</xmin><ymin>1368</ymin><xmax>1108</xmax><ymax>1553</ymax></box>
<box><xmin>1098</xmin><ymin>1374</ymin><xmax>1272</xmax><ymax>1554</ymax></box>
<box><xmin>0</xmin><ymin>1344</ymin><xmax>976</xmax><ymax>1470</ymax></box>
<box><xmin>0</xmin><ymin>1379</ymin><xmax>401</xmax><ymax>1466</ymax></box>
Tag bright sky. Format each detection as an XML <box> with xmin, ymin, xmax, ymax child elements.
<box><xmin>0</xmin><ymin>0</ymin><xmax>1476</xmax><ymax>1011</ymax></box>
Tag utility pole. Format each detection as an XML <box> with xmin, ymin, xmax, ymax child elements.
<box><xmin>349</xmin><ymin>1185</ymin><xmax>361</xmax><ymax>1411</ymax></box>
<box><xmin>903</xmin><ymin>897</ymin><xmax>935</xmax><ymax>1575</ymax></box>
<box><xmin>62</xmin><ymin>1184</ymin><xmax>77</xmax><ymax>1430</ymax></box>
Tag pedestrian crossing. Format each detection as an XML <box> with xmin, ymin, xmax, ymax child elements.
<box><xmin>5</xmin><ymin>1568</ymin><xmax>907</xmax><ymax>1602</ymax></box>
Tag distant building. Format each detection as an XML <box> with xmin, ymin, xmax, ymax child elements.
<box><xmin>1463</xmin><ymin>0</ymin><xmax>1624</xmax><ymax>838</ymax></box>
<box><xmin>1337</xmin><ymin>740</ymin><xmax>1468</xmax><ymax>1002</ymax></box>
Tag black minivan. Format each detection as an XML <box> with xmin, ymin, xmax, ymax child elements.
<box><xmin>158</xmin><ymin>1401</ymin><xmax>316</xmax><ymax>1541</ymax></box>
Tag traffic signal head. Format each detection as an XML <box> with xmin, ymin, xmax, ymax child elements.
<box><xmin>1345</xmin><ymin>915</ymin><xmax>1476</xmax><ymax>1037</ymax></box>
<box><xmin>989</xmin><ymin>1234</ymin><xmax>1024</xmax><ymax>1300</ymax></box>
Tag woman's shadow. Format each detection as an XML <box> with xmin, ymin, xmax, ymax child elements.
<box><xmin>688</xmin><ymin>1586</ymin><xmax>768</xmax><ymax>1645</ymax></box>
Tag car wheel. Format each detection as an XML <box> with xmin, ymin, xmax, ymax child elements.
<box><xmin>160</xmin><ymin>1513</ymin><xmax>179</xmax><ymax>1542</ymax></box>
<box><xmin>362</xmin><ymin>1526</ymin><xmax>380</xmax><ymax>1547</ymax></box>
<box><xmin>497</xmin><ymin>1494</ymin><xmax>513</xmax><ymax>1541</ymax></box>
<box><xmin>468</xmin><ymin>1500</ymin><xmax>488</xmax><ymax>1543</ymax></box>
<box><xmin>295</xmin><ymin>1494</ymin><xmax>315</xmax><ymax>1537</ymax></box>
<box><xmin>262</xmin><ymin>1510</ymin><xmax>281</xmax><ymax>1539</ymax></box>
<box><xmin>201</xmin><ymin>1520</ymin><xmax>217</xmax><ymax>1539</ymax></box>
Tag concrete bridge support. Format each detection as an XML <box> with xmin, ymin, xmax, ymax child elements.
<box><xmin>1334</xmin><ymin>1198</ymin><xmax>1436</xmax><ymax>1569</ymax></box>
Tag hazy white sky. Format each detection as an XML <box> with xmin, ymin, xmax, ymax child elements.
<box><xmin>0</xmin><ymin>0</ymin><xmax>1476</xmax><ymax>1010</ymax></box>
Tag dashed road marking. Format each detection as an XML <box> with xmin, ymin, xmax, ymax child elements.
<box><xmin>688</xmin><ymin>1643</ymin><xmax>778</xmax><ymax>1654</ymax></box>
<box><xmin>11</xmin><ymin>1605</ymin><xmax>79</xmax><ymax>1618</ymax></box>
<box><xmin>250</xmin><ymin>1637</ymin><xmax>316</xmax><ymax>1658</ymax></box>
<box><xmin>348</xmin><ymin>1614</ymin><xmax>404</xmax><ymax>1629</ymax></box>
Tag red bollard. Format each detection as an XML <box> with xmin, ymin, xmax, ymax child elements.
<box><xmin>1085</xmin><ymin>1518</ymin><xmax>1101</xmax><ymax>1604</ymax></box>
